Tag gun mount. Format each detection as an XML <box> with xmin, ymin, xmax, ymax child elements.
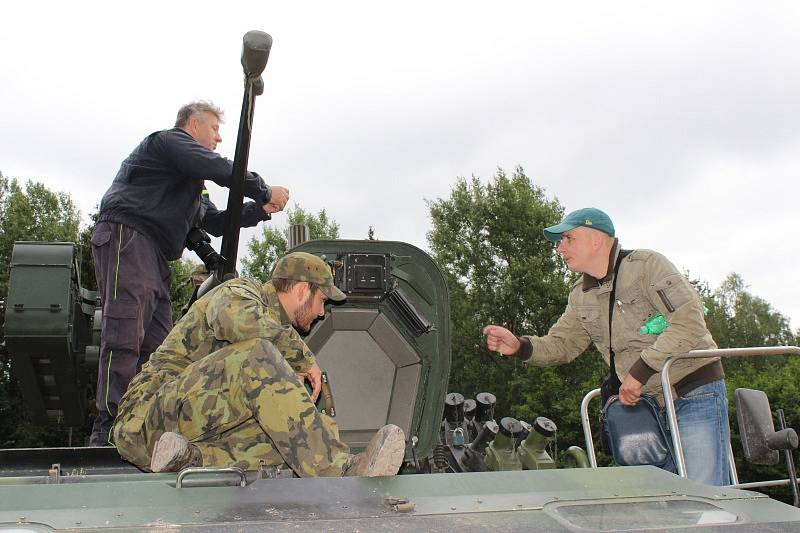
<box><xmin>295</xmin><ymin>240</ymin><xmax>449</xmax><ymax>460</ymax></box>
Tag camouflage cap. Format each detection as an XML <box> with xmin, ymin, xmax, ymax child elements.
<box><xmin>272</xmin><ymin>252</ymin><xmax>346</xmax><ymax>301</ymax></box>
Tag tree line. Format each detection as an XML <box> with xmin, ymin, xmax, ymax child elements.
<box><xmin>1</xmin><ymin>168</ymin><xmax>798</xmax><ymax>500</ymax></box>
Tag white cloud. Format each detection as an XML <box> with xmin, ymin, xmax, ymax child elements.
<box><xmin>1</xmin><ymin>0</ymin><xmax>798</xmax><ymax>330</ymax></box>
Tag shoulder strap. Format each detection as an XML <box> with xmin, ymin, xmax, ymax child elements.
<box><xmin>608</xmin><ymin>249</ymin><xmax>632</xmax><ymax>378</ymax></box>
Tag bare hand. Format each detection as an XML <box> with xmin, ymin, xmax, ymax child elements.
<box><xmin>263</xmin><ymin>202</ymin><xmax>283</xmax><ymax>214</ymax></box>
<box><xmin>618</xmin><ymin>374</ymin><xmax>643</xmax><ymax>406</ymax></box>
<box><xmin>297</xmin><ymin>362</ymin><xmax>322</xmax><ymax>402</ymax></box>
<box><xmin>267</xmin><ymin>186</ymin><xmax>289</xmax><ymax>211</ymax></box>
<box><xmin>482</xmin><ymin>325</ymin><xmax>521</xmax><ymax>356</ymax></box>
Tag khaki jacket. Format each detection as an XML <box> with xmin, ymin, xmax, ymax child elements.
<box><xmin>524</xmin><ymin>245</ymin><xmax>718</xmax><ymax>401</ymax></box>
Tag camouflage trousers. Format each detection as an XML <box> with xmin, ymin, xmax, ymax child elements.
<box><xmin>113</xmin><ymin>338</ymin><xmax>351</xmax><ymax>477</ymax></box>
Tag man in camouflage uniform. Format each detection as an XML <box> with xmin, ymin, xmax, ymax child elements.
<box><xmin>113</xmin><ymin>252</ymin><xmax>405</xmax><ymax>477</ymax></box>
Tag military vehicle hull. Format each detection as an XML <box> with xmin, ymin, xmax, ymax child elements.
<box><xmin>3</xmin><ymin>239</ymin><xmax>800</xmax><ymax>531</ymax></box>
<box><xmin>3</xmin><ymin>466</ymin><xmax>800</xmax><ymax>531</ymax></box>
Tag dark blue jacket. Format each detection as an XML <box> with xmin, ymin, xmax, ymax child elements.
<box><xmin>98</xmin><ymin>128</ymin><xmax>271</xmax><ymax>260</ymax></box>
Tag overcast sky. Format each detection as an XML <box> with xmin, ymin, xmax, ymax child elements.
<box><xmin>1</xmin><ymin>2</ymin><xmax>798</xmax><ymax>331</ymax></box>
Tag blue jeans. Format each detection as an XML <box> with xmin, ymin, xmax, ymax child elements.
<box><xmin>661</xmin><ymin>379</ymin><xmax>731</xmax><ymax>486</ymax></box>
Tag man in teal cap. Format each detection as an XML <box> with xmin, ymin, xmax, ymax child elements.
<box><xmin>484</xmin><ymin>208</ymin><xmax>730</xmax><ymax>485</ymax></box>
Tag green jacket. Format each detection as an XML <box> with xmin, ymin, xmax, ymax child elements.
<box><xmin>521</xmin><ymin>244</ymin><xmax>720</xmax><ymax>401</ymax></box>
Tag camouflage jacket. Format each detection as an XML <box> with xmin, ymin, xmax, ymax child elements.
<box><xmin>521</xmin><ymin>244</ymin><xmax>720</xmax><ymax>401</ymax></box>
<box><xmin>121</xmin><ymin>278</ymin><xmax>317</xmax><ymax>406</ymax></box>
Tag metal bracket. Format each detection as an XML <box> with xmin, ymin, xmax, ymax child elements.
<box><xmin>320</xmin><ymin>371</ymin><xmax>335</xmax><ymax>417</ymax></box>
<box><xmin>385</xmin><ymin>497</ymin><xmax>415</xmax><ymax>513</ymax></box>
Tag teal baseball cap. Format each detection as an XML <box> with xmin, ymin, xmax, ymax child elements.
<box><xmin>543</xmin><ymin>208</ymin><xmax>615</xmax><ymax>242</ymax></box>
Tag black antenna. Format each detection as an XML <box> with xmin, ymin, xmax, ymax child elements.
<box><xmin>217</xmin><ymin>30</ymin><xmax>272</xmax><ymax>282</ymax></box>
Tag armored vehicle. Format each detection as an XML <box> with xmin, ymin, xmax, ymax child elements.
<box><xmin>1</xmin><ymin>30</ymin><xmax>799</xmax><ymax>532</ymax></box>
<box><xmin>3</xmin><ymin>235</ymin><xmax>800</xmax><ymax>531</ymax></box>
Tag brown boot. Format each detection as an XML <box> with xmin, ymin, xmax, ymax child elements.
<box><xmin>150</xmin><ymin>432</ymin><xmax>203</xmax><ymax>473</ymax></box>
<box><xmin>343</xmin><ymin>424</ymin><xmax>405</xmax><ymax>477</ymax></box>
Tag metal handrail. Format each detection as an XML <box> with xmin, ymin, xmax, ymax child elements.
<box><xmin>579</xmin><ymin>345</ymin><xmax>800</xmax><ymax>490</ymax></box>
<box><xmin>580</xmin><ymin>388</ymin><xmax>601</xmax><ymax>468</ymax></box>
<box><xmin>661</xmin><ymin>345</ymin><xmax>800</xmax><ymax>489</ymax></box>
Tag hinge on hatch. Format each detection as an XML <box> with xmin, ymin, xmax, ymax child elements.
<box><xmin>48</xmin><ymin>463</ymin><xmax>62</xmax><ymax>484</ymax></box>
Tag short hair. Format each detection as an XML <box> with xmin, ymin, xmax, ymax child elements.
<box><xmin>174</xmin><ymin>101</ymin><xmax>224</xmax><ymax>128</ymax></box>
<box><xmin>272</xmin><ymin>278</ymin><xmax>320</xmax><ymax>296</ymax></box>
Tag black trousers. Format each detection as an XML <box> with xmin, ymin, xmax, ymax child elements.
<box><xmin>89</xmin><ymin>221</ymin><xmax>173</xmax><ymax>446</ymax></box>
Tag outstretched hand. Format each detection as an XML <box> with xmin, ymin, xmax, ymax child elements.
<box><xmin>264</xmin><ymin>185</ymin><xmax>290</xmax><ymax>214</ymax></box>
<box><xmin>482</xmin><ymin>325</ymin><xmax>521</xmax><ymax>356</ymax></box>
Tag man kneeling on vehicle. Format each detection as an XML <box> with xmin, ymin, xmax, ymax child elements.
<box><xmin>113</xmin><ymin>252</ymin><xmax>405</xmax><ymax>477</ymax></box>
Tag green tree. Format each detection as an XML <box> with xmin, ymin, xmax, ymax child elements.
<box><xmin>0</xmin><ymin>171</ymin><xmax>7</xmax><ymax>230</ymax></box>
<box><xmin>169</xmin><ymin>257</ymin><xmax>201</xmax><ymax>320</ymax></box>
<box><xmin>706</xmin><ymin>273</ymin><xmax>796</xmax><ymax>349</ymax></box>
<box><xmin>0</xmin><ymin>177</ymin><xmax>81</xmax><ymax>296</ymax></box>
<box><xmin>77</xmin><ymin>208</ymin><xmax>99</xmax><ymax>291</ymax></box>
<box><xmin>427</xmin><ymin>167</ymin><xmax>606</xmax><ymax>456</ymax></box>
<box><xmin>242</xmin><ymin>204</ymin><xmax>340</xmax><ymax>281</ymax></box>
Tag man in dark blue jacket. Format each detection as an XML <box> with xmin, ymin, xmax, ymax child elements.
<box><xmin>89</xmin><ymin>101</ymin><xmax>289</xmax><ymax>446</ymax></box>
